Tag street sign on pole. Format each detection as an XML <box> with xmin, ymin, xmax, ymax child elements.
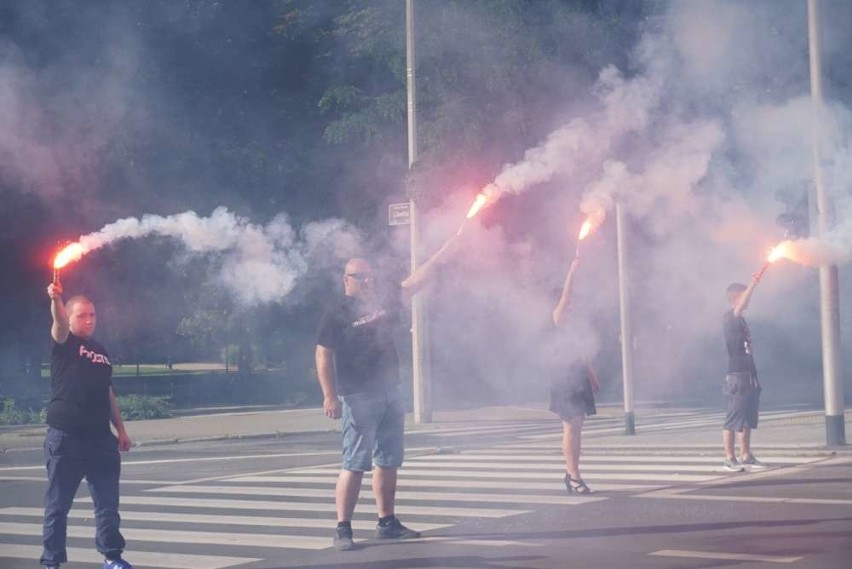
<box><xmin>389</xmin><ymin>202</ymin><xmax>411</xmax><ymax>226</ymax></box>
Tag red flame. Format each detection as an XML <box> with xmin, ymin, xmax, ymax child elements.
<box><xmin>53</xmin><ymin>243</ymin><xmax>84</xmax><ymax>270</ymax></box>
<box><xmin>767</xmin><ymin>242</ymin><xmax>790</xmax><ymax>263</ymax></box>
<box><xmin>465</xmin><ymin>193</ymin><xmax>488</xmax><ymax>219</ymax></box>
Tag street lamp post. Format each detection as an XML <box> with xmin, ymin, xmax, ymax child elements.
<box><xmin>616</xmin><ymin>201</ymin><xmax>636</xmax><ymax>435</ymax></box>
<box><xmin>406</xmin><ymin>0</ymin><xmax>432</xmax><ymax>424</ymax></box>
<box><xmin>807</xmin><ymin>0</ymin><xmax>845</xmax><ymax>446</ymax></box>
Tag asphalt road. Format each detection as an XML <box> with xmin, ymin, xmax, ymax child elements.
<box><xmin>1</xmin><ymin>411</ymin><xmax>850</xmax><ymax>569</ymax></box>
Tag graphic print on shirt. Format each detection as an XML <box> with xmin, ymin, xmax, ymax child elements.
<box><xmin>79</xmin><ymin>344</ymin><xmax>112</xmax><ymax>366</ymax></box>
<box><xmin>351</xmin><ymin>308</ymin><xmax>387</xmax><ymax>328</ymax></box>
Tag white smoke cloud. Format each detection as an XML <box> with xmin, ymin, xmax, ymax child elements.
<box><xmin>65</xmin><ymin>207</ymin><xmax>362</xmax><ymax>305</ymax></box>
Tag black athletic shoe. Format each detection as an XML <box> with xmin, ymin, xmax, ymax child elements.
<box><xmin>375</xmin><ymin>518</ymin><xmax>421</xmax><ymax>540</ymax></box>
<box><xmin>333</xmin><ymin>525</ymin><xmax>355</xmax><ymax>551</ymax></box>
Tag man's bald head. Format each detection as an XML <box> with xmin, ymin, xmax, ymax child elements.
<box><xmin>343</xmin><ymin>258</ymin><xmax>375</xmax><ymax>298</ymax></box>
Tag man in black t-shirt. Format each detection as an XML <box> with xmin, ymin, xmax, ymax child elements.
<box><xmin>316</xmin><ymin>236</ymin><xmax>459</xmax><ymax>551</ymax></box>
<box><xmin>42</xmin><ymin>281</ymin><xmax>133</xmax><ymax>569</ymax></box>
<box><xmin>722</xmin><ymin>278</ymin><xmax>765</xmax><ymax>472</ymax></box>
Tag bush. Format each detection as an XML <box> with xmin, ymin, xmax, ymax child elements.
<box><xmin>116</xmin><ymin>395</ymin><xmax>172</xmax><ymax>420</ymax></box>
<box><xmin>0</xmin><ymin>398</ymin><xmax>42</xmax><ymax>425</ymax></box>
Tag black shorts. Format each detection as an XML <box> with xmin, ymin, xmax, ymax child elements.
<box><xmin>723</xmin><ymin>371</ymin><xmax>761</xmax><ymax>432</ymax></box>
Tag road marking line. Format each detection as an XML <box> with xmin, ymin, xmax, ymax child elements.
<box><xmin>400</xmin><ymin>460</ymin><xmax>726</xmax><ymax>472</ymax></box>
<box><xmin>148</xmin><ymin>484</ymin><xmax>606</xmax><ymax>505</ymax></box>
<box><xmin>0</xmin><ymin>450</ymin><xmax>341</xmax><ymax>472</ymax></box>
<box><xmin>650</xmin><ymin>549</ymin><xmax>802</xmax><ymax>563</ymax></box>
<box><xmin>0</xmin><ymin>507</ymin><xmax>452</xmax><ymax>532</ymax></box>
<box><xmin>0</xmin><ymin>544</ymin><xmax>259</xmax><ymax>569</ymax></box>
<box><xmin>225</xmin><ymin>475</ymin><xmax>661</xmax><ymax>492</ymax></box>
<box><xmin>0</xmin><ymin>521</ymin><xmax>331</xmax><ymax>550</ymax></box>
<box><xmin>77</xmin><ymin>495</ymin><xmax>529</xmax><ymax>518</ymax></box>
<box><xmin>427</xmin><ymin>453</ymin><xmax>818</xmax><ymax>464</ymax></box>
<box><xmin>288</xmin><ymin>467</ymin><xmax>719</xmax><ymax>483</ymax></box>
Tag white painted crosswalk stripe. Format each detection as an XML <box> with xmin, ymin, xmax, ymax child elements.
<box><xmin>0</xmin><ymin>507</ymin><xmax>451</xmax><ymax>532</ymax></box>
<box><xmin>0</xmin><ymin>521</ymin><xmax>332</xmax><ymax>550</ymax></box>
<box><xmin>0</xmin><ymin>544</ymin><xmax>259</xmax><ymax>569</ymax></box>
<box><xmin>281</xmin><ymin>467</ymin><xmax>719</xmax><ymax>482</ymax></box>
<box><xmin>225</xmin><ymin>475</ymin><xmax>662</xmax><ymax>492</ymax></box>
<box><xmin>149</xmin><ymin>484</ymin><xmax>607</xmax><ymax>505</ymax></box>
<box><xmin>77</xmin><ymin>494</ymin><xmax>529</xmax><ymax>518</ymax></box>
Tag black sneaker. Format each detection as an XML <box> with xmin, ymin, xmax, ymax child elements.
<box><xmin>333</xmin><ymin>525</ymin><xmax>355</xmax><ymax>551</ymax></box>
<box><xmin>375</xmin><ymin>517</ymin><xmax>421</xmax><ymax>540</ymax></box>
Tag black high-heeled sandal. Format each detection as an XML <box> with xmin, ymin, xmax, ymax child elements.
<box><xmin>564</xmin><ymin>474</ymin><xmax>593</xmax><ymax>494</ymax></box>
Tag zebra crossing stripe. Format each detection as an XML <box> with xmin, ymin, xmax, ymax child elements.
<box><xmin>436</xmin><ymin>453</ymin><xmax>818</xmax><ymax>464</ymax></box>
<box><xmin>76</xmin><ymin>495</ymin><xmax>530</xmax><ymax>518</ymax></box>
<box><xmin>399</xmin><ymin>460</ymin><xmax>722</xmax><ymax>472</ymax></box>
<box><xmin>148</xmin><ymin>484</ymin><xmax>607</xmax><ymax>505</ymax></box>
<box><xmin>224</xmin><ymin>475</ymin><xmax>662</xmax><ymax>492</ymax></box>
<box><xmin>0</xmin><ymin>507</ymin><xmax>451</xmax><ymax>532</ymax></box>
<box><xmin>285</xmin><ymin>467</ymin><xmax>719</xmax><ymax>483</ymax></box>
<box><xmin>0</xmin><ymin>521</ymin><xmax>331</xmax><ymax>550</ymax></box>
<box><xmin>0</xmin><ymin>544</ymin><xmax>259</xmax><ymax>569</ymax></box>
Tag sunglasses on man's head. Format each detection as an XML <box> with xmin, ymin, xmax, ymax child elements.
<box><xmin>345</xmin><ymin>272</ymin><xmax>373</xmax><ymax>282</ymax></box>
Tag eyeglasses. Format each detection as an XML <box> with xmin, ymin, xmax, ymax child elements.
<box><xmin>345</xmin><ymin>272</ymin><xmax>373</xmax><ymax>282</ymax></box>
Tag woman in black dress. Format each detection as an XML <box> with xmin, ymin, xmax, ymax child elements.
<box><xmin>550</xmin><ymin>258</ymin><xmax>599</xmax><ymax>494</ymax></box>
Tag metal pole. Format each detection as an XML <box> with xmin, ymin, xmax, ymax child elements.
<box><xmin>807</xmin><ymin>0</ymin><xmax>845</xmax><ymax>446</ymax></box>
<box><xmin>406</xmin><ymin>0</ymin><xmax>431</xmax><ymax>423</ymax></box>
<box><xmin>616</xmin><ymin>201</ymin><xmax>636</xmax><ymax>435</ymax></box>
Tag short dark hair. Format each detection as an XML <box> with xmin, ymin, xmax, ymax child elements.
<box><xmin>726</xmin><ymin>283</ymin><xmax>747</xmax><ymax>295</ymax></box>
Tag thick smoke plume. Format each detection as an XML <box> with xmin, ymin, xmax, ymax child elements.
<box><xmin>60</xmin><ymin>207</ymin><xmax>362</xmax><ymax>305</ymax></box>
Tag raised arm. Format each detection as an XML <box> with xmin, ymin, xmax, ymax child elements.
<box><xmin>552</xmin><ymin>258</ymin><xmax>580</xmax><ymax>327</ymax></box>
<box><xmin>315</xmin><ymin>345</ymin><xmax>341</xmax><ymax>419</ymax></box>
<box><xmin>733</xmin><ymin>274</ymin><xmax>760</xmax><ymax>318</ymax></box>
<box><xmin>400</xmin><ymin>234</ymin><xmax>460</xmax><ymax>300</ymax></box>
<box><xmin>47</xmin><ymin>282</ymin><xmax>70</xmax><ymax>344</ymax></box>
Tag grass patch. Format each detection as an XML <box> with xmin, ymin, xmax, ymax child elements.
<box><xmin>116</xmin><ymin>395</ymin><xmax>172</xmax><ymax>420</ymax></box>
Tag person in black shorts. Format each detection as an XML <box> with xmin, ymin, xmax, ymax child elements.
<box><xmin>722</xmin><ymin>277</ymin><xmax>766</xmax><ymax>472</ymax></box>
<box><xmin>42</xmin><ymin>281</ymin><xmax>133</xmax><ymax>569</ymax></box>
<box><xmin>316</xmin><ymin>236</ymin><xmax>460</xmax><ymax>550</ymax></box>
<box><xmin>549</xmin><ymin>258</ymin><xmax>599</xmax><ymax>494</ymax></box>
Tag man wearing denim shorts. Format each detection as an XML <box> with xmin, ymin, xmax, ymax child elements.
<box><xmin>316</xmin><ymin>238</ymin><xmax>459</xmax><ymax>550</ymax></box>
<box><xmin>722</xmin><ymin>279</ymin><xmax>766</xmax><ymax>472</ymax></box>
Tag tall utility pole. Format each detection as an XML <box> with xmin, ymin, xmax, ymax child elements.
<box><xmin>406</xmin><ymin>0</ymin><xmax>432</xmax><ymax>423</ymax></box>
<box><xmin>807</xmin><ymin>0</ymin><xmax>845</xmax><ymax>446</ymax></box>
<box><xmin>616</xmin><ymin>201</ymin><xmax>636</xmax><ymax>435</ymax></box>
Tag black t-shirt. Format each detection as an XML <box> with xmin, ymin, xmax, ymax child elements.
<box><xmin>316</xmin><ymin>292</ymin><xmax>401</xmax><ymax>396</ymax></box>
<box><xmin>46</xmin><ymin>333</ymin><xmax>114</xmax><ymax>436</ymax></box>
<box><xmin>723</xmin><ymin>309</ymin><xmax>757</xmax><ymax>376</ymax></box>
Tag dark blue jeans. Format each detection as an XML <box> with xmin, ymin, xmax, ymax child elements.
<box><xmin>41</xmin><ymin>427</ymin><xmax>125</xmax><ymax>566</ymax></box>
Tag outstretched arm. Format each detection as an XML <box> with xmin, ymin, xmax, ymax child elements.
<box><xmin>552</xmin><ymin>258</ymin><xmax>580</xmax><ymax>327</ymax></box>
<box><xmin>47</xmin><ymin>282</ymin><xmax>70</xmax><ymax>344</ymax></box>
<box><xmin>733</xmin><ymin>273</ymin><xmax>761</xmax><ymax>318</ymax></box>
<box><xmin>400</xmin><ymin>234</ymin><xmax>460</xmax><ymax>300</ymax></box>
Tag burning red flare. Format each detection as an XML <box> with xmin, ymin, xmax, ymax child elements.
<box><xmin>767</xmin><ymin>242</ymin><xmax>788</xmax><ymax>263</ymax></box>
<box><xmin>578</xmin><ymin>220</ymin><xmax>593</xmax><ymax>241</ymax></box>
<box><xmin>53</xmin><ymin>243</ymin><xmax>84</xmax><ymax>270</ymax></box>
<box><xmin>465</xmin><ymin>193</ymin><xmax>488</xmax><ymax>219</ymax></box>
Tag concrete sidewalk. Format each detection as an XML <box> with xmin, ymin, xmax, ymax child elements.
<box><xmin>1</xmin><ymin>404</ymin><xmax>849</xmax><ymax>454</ymax></box>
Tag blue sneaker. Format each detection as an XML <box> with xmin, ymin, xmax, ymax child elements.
<box><xmin>104</xmin><ymin>558</ymin><xmax>133</xmax><ymax>569</ymax></box>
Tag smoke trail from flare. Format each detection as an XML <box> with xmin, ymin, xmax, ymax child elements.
<box><xmin>69</xmin><ymin>207</ymin><xmax>362</xmax><ymax>304</ymax></box>
<box><xmin>481</xmin><ymin>33</ymin><xmax>670</xmax><ymax>203</ymax></box>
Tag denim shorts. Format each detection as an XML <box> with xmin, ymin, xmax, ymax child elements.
<box><xmin>723</xmin><ymin>372</ymin><xmax>761</xmax><ymax>432</ymax></box>
<box><xmin>340</xmin><ymin>384</ymin><xmax>405</xmax><ymax>472</ymax></box>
